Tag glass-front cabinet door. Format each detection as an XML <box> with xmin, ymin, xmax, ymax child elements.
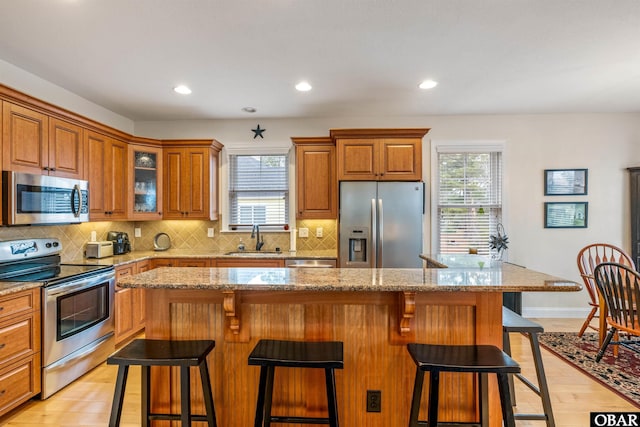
<box><xmin>129</xmin><ymin>144</ymin><xmax>163</xmax><ymax>220</ymax></box>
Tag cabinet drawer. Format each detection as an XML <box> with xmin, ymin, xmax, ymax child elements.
<box><xmin>0</xmin><ymin>289</ymin><xmax>39</xmax><ymax>321</ymax></box>
<box><xmin>0</xmin><ymin>313</ymin><xmax>39</xmax><ymax>364</ymax></box>
<box><xmin>0</xmin><ymin>353</ymin><xmax>41</xmax><ymax>416</ymax></box>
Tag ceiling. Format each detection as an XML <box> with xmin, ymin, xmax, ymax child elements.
<box><xmin>1</xmin><ymin>0</ymin><xmax>640</xmax><ymax>121</ymax></box>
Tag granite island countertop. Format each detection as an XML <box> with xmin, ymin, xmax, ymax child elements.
<box><xmin>116</xmin><ymin>263</ymin><xmax>581</xmax><ymax>293</ymax></box>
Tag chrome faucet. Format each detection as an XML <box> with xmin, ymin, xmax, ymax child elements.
<box><xmin>251</xmin><ymin>224</ymin><xmax>265</xmax><ymax>251</ymax></box>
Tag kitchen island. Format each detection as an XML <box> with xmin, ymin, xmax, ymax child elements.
<box><xmin>117</xmin><ymin>264</ymin><xmax>580</xmax><ymax>427</ymax></box>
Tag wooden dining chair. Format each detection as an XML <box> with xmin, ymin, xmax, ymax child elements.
<box><xmin>593</xmin><ymin>262</ymin><xmax>640</xmax><ymax>362</ymax></box>
<box><xmin>576</xmin><ymin>243</ymin><xmax>635</xmax><ymax>337</ymax></box>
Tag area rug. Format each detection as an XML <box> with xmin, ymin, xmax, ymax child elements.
<box><xmin>538</xmin><ymin>332</ymin><xmax>640</xmax><ymax>407</ymax></box>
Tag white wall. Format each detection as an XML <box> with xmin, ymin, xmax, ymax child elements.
<box><xmin>137</xmin><ymin>113</ymin><xmax>640</xmax><ymax>317</ymax></box>
<box><xmin>0</xmin><ymin>59</ymin><xmax>134</xmax><ymax>134</ymax></box>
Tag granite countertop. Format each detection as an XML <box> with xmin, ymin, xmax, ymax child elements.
<box><xmin>0</xmin><ymin>250</ymin><xmax>337</xmax><ymax>297</ymax></box>
<box><xmin>116</xmin><ymin>263</ymin><xmax>581</xmax><ymax>293</ymax></box>
<box><xmin>67</xmin><ymin>249</ymin><xmax>338</xmax><ymax>267</ymax></box>
<box><xmin>0</xmin><ymin>281</ymin><xmax>43</xmax><ymax>297</ymax></box>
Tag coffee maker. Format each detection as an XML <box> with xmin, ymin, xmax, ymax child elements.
<box><xmin>107</xmin><ymin>231</ymin><xmax>131</xmax><ymax>255</ymax></box>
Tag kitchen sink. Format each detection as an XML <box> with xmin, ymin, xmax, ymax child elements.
<box><xmin>224</xmin><ymin>251</ymin><xmax>283</xmax><ymax>257</ymax></box>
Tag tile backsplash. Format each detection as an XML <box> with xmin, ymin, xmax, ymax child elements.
<box><xmin>0</xmin><ymin>219</ymin><xmax>337</xmax><ymax>261</ymax></box>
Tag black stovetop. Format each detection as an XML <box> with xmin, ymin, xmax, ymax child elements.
<box><xmin>0</xmin><ymin>254</ymin><xmax>113</xmax><ymax>286</ymax></box>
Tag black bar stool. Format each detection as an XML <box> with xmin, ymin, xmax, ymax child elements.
<box><xmin>107</xmin><ymin>339</ymin><xmax>217</xmax><ymax>427</ymax></box>
<box><xmin>248</xmin><ymin>339</ymin><xmax>343</xmax><ymax>427</ymax></box>
<box><xmin>502</xmin><ymin>307</ymin><xmax>555</xmax><ymax>427</ymax></box>
<box><xmin>407</xmin><ymin>343</ymin><xmax>520</xmax><ymax>427</ymax></box>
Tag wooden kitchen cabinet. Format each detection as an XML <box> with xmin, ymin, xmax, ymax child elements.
<box><xmin>2</xmin><ymin>103</ymin><xmax>84</xmax><ymax>179</ymax></box>
<box><xmin>114</xmin><ymin>263</ymin><xmax>147</xmax><ymax>346</ymax></box>
<box><xmin>85</xmin><ymin>130</ymin><xmax>128</xmax><ymax>220</ymax></box>
<box><xmin>163</xmin><ymin>140</ymin><xmax>222</xmax><ymax>220</ymax></box>
<box><xmin>331</xmin><ymin>128</ymin><xmax>429</xmax><ymax>181</ymax></box>
<box><xmin>216</xmin><ymin>258</ymin><xmax>285</xmax><ymax>268</ymax></box>
<box><xmin>292</xmin><ymin>137</ymin><xmax>337</xmax><ymax>219</ymax></box>
<box><xmin>129</xmin><ymin>142</ymin><xmax>163</xmax><ymax>220</ymax></box>
<box><xmin>0</xmin><ymin>288</ymin><xmax>41</xmax><ymax>416</ymax></box>
<box><xmin>151</xmin><ymin>258</ymin><xmax>211</xmax><ymax>268</ymax></box>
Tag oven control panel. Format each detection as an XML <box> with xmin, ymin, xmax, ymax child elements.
<box><xmin>0</xmin><ymin>238</ymin><xmax>61</xmax><ymax>261</ymax></box>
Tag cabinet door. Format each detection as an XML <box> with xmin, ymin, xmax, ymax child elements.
<box><xmin>2</xmin><ymin>102</ymin><xmax>48</xmax><ymax>174</ymax></box>
<box><xmin>216</xmin><ymin>259</ymin><xmax>284</xmax><ymax>267</ymax></box>
<box><xmin>184</xmin><ymin>148</ymin><xmax>210</xmax><ymax>219</ymax></box>
<box><xmin>107</xmin><ymin>139</ymin><xmax>128</xmax><ymax>219</ymax></box>
<box><xmin>86</xmin><ymin>132</ymin><xmax>128</xmax><ymax>220</ymax></box>
<box><xmin>49</xmin><ymin>117</ymin><xmax>84</xmax><ymax>179</ymax></box>
<box><xmin>115</xmin><ymin>265</ymin><xmax>136</xmax><ymax>345</ymax></box>
<box><xmin>163</xmin><ymin>147</ymin><xmax>212</xmax><ymax>219</ymax></box>
<box><xmin>129</xmin><ymin>145</ymin><xmax>163</xmax><ymax>220</ymax></box>
<box><xmin>379</xmin><ymin>138</ymin><xmax>422</xmax><ymax>181</ymax></box>
<box><xmin>163</xmin><ymin>148</ymin><xmax>185</xmax><ymax>219</ymax></box>
<box><xmin>133</xmin><ymin>261</ymin><xmax>150</xmax><ymax>331</ymax></box>
<box><xmin>336</xmin><ymin>139</ymin><xmax>378</xmax><ymax>180</ymax></box>
<box><xmin>174</xmin><ymin>258</ymin><xmax>210</xmax><ymax>267</ymax></box>
<box><xmin>86</xmin><ymin>130</ymin><xmax>108</xmax><ymax>220</ymax></box>
<box><xmin>296</xmin><ymin>143</ymin><xmax>337</xmax><ymax>218</ymax></box>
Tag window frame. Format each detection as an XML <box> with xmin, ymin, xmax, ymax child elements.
<box><xmin>220</xmin><ymin>146</ymin><xmax>294</xmax><ymax>233</ymax></box>
<box><xmin>430</xmin><ymin>140</ymin><xmax>507</xmax><ymax>256</ymax></box>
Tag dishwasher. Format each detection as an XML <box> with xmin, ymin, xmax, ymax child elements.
<box><xmin>285</xmin><ymin>259</ymin><xmax>337</xmax><ymax>268</ymax></box>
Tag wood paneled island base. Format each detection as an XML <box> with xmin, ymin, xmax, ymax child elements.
<box><xmin>118</xmin><ymin>265</ymin><xmax>580</xmax><ymax>427</ymax></box>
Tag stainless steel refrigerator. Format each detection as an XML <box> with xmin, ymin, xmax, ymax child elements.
<box><xmin>339</xmin><ymin>181</ymin><xmax>424</xmax><ymax>268</ymax></box>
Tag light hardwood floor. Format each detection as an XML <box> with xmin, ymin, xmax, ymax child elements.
<box><xmin>0</xmin><ymin>319</ymin><xmax>637</xmax><ymax>426</ymax></box>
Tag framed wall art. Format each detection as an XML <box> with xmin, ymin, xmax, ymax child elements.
<box><xmin>544</xmin><ymin>202</ymin><xmax>588</xmax><ymax>228</ymax></box>
<box><xmin>544</xmin><ymin>169</ymin><xmax>588</xmax><ymax>196</ymax></box>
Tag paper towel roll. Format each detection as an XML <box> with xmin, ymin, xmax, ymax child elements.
<box><xmin>90</xmin><ymin>231</ymin><xmax>97</xmax><ymax>242</ymax></box>
<box><xmin>290</xmin><ymin>229</ymin><xmax>296</xmax><ymax>252</ymax></box>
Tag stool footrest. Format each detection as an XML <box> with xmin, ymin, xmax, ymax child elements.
<box><xmin>515</xmin><ymin>372</ymin><xmax>541</xmax><ymax>395</ymax></box>
<box><xmin>515</xmin><ymin>414</ymin><xmax>549</xmax><ymax>421</ymax></box>
<box><xmin>416</xmin><ymin>422</ymin><xmax>482</xmax><ymax>426</ymax></box>
<box><xmin>270</xmin><ymin>415</ymin><xmax>333</xmax><ymax>424</ymax></box>
<box><xmin>149</xmin><ymin>413</ymin><xmax>210</xmax><ymax>422</ymax></box>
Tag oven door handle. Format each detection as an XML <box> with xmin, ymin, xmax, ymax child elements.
<box><xmin>46</xmin><ymin>274</ymin><xmax>113</xmax><ymax>297</ymax></box>
<box><xmin>44</xmin><ymin>332</ymin><xmax>114</xmax><ymax>372</ymax></box>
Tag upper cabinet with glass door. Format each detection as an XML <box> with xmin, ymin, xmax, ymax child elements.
<box><xmin>129</xmin><ymin>142</ymin><xmax>163</xmax><ymax>220</ymax></box>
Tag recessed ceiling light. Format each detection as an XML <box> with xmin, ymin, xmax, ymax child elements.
<box><xmin>418</xmin><ymin>79</ymin><xmax>438</xmax><ymax>90</ymax></box>
<box><xmin>242</xmin><ymin>107</ymin><xmax>257</xmax><ymax>113</ymax></box>
<box><xmin>295</xmin><ymin>81</ymin><xmax>312</xmax><ymax>92</ymax></box>
<box><xmin>173</xmin><ymin>85</ymin><xmax>192</xmax><ymax>95</ymax></box>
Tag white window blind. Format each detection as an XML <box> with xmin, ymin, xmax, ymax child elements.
<box><xmin>228</xmin><ymin>154</ymin><xmax>289</xmax><ymax>228</ymax></box>
<box><xmin>437</xmin><ymin>151</ymin><xmax>502</xmax><ymax>255</ymax></box>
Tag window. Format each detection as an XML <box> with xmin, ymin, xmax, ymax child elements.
<box><xmin>436</xmin><ymin>148</ymin><xmax>503</xmax><ymax>255</ymax></box>
<box><xmin>228</xmin><ymin>154</ymin><xmax>289</xmax><ymax>228</ymax></box>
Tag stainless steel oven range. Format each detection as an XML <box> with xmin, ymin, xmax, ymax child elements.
<box><xmin>0</xmin><ymin>238</ymin><xmax>115</xmax><ymax>399</ymax></box>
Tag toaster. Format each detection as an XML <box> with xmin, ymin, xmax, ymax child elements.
<box><xmin>85</xmin><ymin>241</ymin><xmax>114</xmax><ymax>259</ymax></box>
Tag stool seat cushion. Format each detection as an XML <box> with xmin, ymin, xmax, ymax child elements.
<box><xmin>107</xmin><ymin>339</ymin><xmax>215</xmax><ymax>367</ymax></box>
<box><xmin>248</xmin><ymin>339</ymin><xmax>344</xmax><ymax>369</ymax></box>
<box><xmin>407</xmin><ymin>343</ymin><xmax>520</xmax><ymax>374</ymax></box>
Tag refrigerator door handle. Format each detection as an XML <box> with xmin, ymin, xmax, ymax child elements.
<box><xmin>378</xmin><ymin>198</ymin><xmax>384</xmax><ymax>267</ymax></box>
<box><xmin>371</xmin><ymin>198</ymin><xmax>377</xmax><ymax>268</ymax></box>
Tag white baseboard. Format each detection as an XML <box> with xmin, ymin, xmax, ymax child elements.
<box><xmin>521</xmin><ymin>306</ymin><xmax>590</xmax><ymax>318</ymax></box>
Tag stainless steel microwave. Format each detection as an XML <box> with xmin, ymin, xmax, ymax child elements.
<box><xmin>2</xmin><ymin>172</ymin><xmax>89</xmax><ymax>225</ymax></box>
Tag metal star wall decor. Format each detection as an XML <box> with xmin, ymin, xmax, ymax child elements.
<box><xmin>252</xmin><ymin>124</ymin><xmax>266</xmax><ymax>139</ymax></box>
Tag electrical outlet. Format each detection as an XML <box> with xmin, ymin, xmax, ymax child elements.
<box><xmin>207</xmin><ymin>228</ymin><xmax>215</xmax><ymax>238</ymax></box>
<box><xmin>299</xmin><ymin>227</ymin><xmax>309</xmax><ymax>238</ymax></box>
<box><xmin>316</xmin><ymin>227</ymin><xmax>323</xmax><ymax>238</ymax></box>
<box><xmin>366</xmin><ymin>390</ymin><xmax>381</xmax><ymax>412</ymax></box>
<box><xmin>134</xmin><ymin>228</ymin><xmax>141</xmax><ymax>238</ymax></box>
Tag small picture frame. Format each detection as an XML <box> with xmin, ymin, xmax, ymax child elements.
<box><xmin>544</xmin><ymin>202</ymin><xmax>588</xmax><ymax>228</ymax></box>
<box><xmin>544</xmin><ymin>169</ymin><xmax>588</xmax><ymax>196</ymax></box>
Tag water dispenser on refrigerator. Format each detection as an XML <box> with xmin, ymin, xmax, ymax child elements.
<box><xmin>340</xmin><ymin>226</ymin><xmax>370</xmax><ymax>267</ymax></box>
